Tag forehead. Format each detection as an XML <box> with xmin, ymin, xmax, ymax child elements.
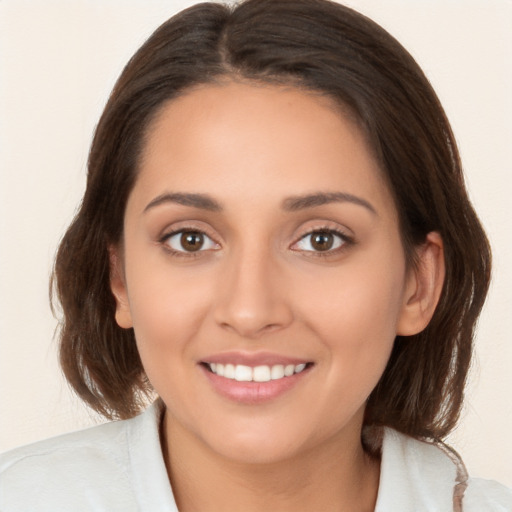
<box><xmin>132</xmin><ymin>81</ymin><xmax>394</xmax><ymax>217</ymax></box>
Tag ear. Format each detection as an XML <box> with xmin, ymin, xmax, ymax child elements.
<box><xmin>397</xmin><ymin>231</ymin><xmax>445</xmax><ymax>336</ymax></box>
<box><xmin>109</xmin><ymin>246</ymin><xmax>133</xmax><ymax>329</ymax></box>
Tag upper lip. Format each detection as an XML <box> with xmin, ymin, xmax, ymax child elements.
<box><xmin>200</xmin><ymin>351</ymin><xmax>312</xmax><ymax>367</ymax></box>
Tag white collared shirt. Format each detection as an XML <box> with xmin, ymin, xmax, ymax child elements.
<box><xmin>1</xmin><ymin>400</ymin><xmax>511</xmax><ymax>511</ymax></box>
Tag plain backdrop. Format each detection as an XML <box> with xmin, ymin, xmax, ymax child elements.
<box><xmin>0</xmin><ymin>0</ymin><xmax>511</xmax><ymax>486</ymax></box>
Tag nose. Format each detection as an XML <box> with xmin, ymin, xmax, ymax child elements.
<box><xmin>213</xmin><ymin>248</ymin><xmax>294</xmax><ymax>339</ymax></box>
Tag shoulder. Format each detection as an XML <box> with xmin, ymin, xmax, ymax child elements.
<box><xmin>0</xmin><ymin>416</ymin><xmax>136</xmax><ymax>511</ymax></box>
<box><xmin>464</xmin><ymin>477</ymin><xmax>512</xmax><ymax>512</ymax></box>
<box><xmin>0</xmin><ymin>400</ymin><xmax>174</xmax><ymax>512</ymax></box>
<box><xmin>374</xmin><ymin>427</ymin><xmax>512</xmax><ymax>512</ymax></box>
<box><xmin>0</xmin><ymin>414</ymin><xmax>131</xmax><ymax>473</ymax></box>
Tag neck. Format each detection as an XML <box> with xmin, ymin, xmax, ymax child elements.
<box><xmin>161</xmin><ymin>412</ymin><xmax>380</xmax><ymax>512</ymax></box>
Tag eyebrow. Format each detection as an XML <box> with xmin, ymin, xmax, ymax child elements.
<box><xmin>144</xmin><ymin>192</ymin><xmax>222</xmax><ymax>213</ymax></box>
<box><xmin>143</xmin><ymin>190</ymin><xmax>377</xmax><ymax>215</ymax></box>
<box><xmin>282</xmin><ymin>192</ymin><xmax>377</xmax><ymax>215</ymax></box>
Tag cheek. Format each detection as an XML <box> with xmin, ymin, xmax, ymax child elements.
<box><xmin>297</xmin><ymin>248</ymin><xmax>407</xmax><ymax>385</ymax></box>
<box><xmin>301</xmin><ymin>250</ymin><xmax>406</xmax><ymax>332</ymax></box>
<box><xmin>123</xmin><ymin>257</ymin><xmax>214</xmax><ymax>368</ymax></box>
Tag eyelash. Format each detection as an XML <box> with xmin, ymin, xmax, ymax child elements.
<box><xmin>158</xmin><ymin>226</ymin><xmax>354</xmax><ymax>258</ymax></box>
<box><xmin>291</xmin><ymin>228</ymin><xmax>354</xmax><ymax>257</ymax></box>
<box><xmin>159</xmin><ymin>229</ymin><xmax>219</xmax><ymax>258</ymax></box>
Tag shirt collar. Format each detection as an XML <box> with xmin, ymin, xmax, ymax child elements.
<box><xmin>130</xmin><ymin>402</ymin><xmax>467</xmax><ymax>511</ymax></box>
<box><xmin>374</xmin><ymin>427</ymin><xmax>467</xmax><ymax>512</ymax></box>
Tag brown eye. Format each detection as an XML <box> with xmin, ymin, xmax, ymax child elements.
<box><xmin>164</xmin><ymin>230</ymin><xmax>218</xmax><ymax>253</ymax></box>
<box><xmin>293</xmin><ymin>229</ymin><xmax>346</xmax><ymax>253</ymax></box>
<box><xmin>180</xmin><ymin>231</ymin><xmax>204</xmax><ymax>252</ymax></box>
<box><xmin>310</xmin><ymin>231</ymin><xmax>334</xmax><ymax>251</ymax></box>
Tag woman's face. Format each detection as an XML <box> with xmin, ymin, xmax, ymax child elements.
<box><xmin>112</xmin><ymin>81</ymin><xmax>419</xmax><ymax>464</ymax></box>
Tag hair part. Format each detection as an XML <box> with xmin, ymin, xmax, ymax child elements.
<box><xmin>53</xmin><ymin>0</ymin><xmax>491</xmax><ymax>439</ymax></box>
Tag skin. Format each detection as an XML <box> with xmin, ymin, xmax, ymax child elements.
<box><xmin>111</xmin><ymin>81</ymin><xmax>444</xmax><ymax>512</ymax></box>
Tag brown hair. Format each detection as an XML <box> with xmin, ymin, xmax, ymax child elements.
<box><xmin>52</xmin><ymin>0</ymin><xmax>491</xmax><ymax>439</ymax></box>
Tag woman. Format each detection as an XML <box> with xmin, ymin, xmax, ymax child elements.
<box><xmin>1</xmin><ymin>0</ymin><xmax>510</xmax><ymax>510</ymax></box>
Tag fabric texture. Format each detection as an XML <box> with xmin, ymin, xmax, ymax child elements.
<box><xmin>1</xmin><ymin>400</ymin><xmax>511</xmax><ymax>511</ymax></box>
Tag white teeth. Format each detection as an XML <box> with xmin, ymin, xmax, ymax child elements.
<box><xmin>224</xmin><ymin>364</ymin><xmax>235</xmax><ymax>379</ymax></box>
<box><xmin>234</xmin><ymin>365</ymin><xmax>252</xmax><ymax>382</ymax></box>
<box><xmin>271</xmin><ymin>365</ymin><xmax>285</xmax><ymax>380</ymax></box>
<box><xmin>253</xmin><ymin>365</ymin><xmax>271</xmax><ymax>382</ymax></box>
<box><xmin>284</xmin><ymin>364</ymin><xmax>295</xmax><ymax>377</ymax></box>
<box><xmin>207</xmin><ymin>362</ymin><xmax>309</xmax><ymax>382</ymax></box>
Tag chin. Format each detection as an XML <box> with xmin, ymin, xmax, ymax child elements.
<box><xmin>197</xmin><ymin>414</ymin><xmax>340</xmax><ymax>466</ymax></box>
<box><xmin>210</xmin><ymin>433</ymin><xmax>303</xmax><ymax>466</ymax></box>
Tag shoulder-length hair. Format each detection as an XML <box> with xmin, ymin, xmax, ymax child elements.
<box><xmin>53</xmin><ymin>0</ymin><xmax>491</xmax><ymax>440</ymax></box>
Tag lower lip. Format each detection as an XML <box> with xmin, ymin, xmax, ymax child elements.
<box><xmin>200</xmin><ymin>365</ymin><xmax>312</xmax><ymax>404</ymax></box>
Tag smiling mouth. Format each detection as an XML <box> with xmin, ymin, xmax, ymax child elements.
<box><xmin>202</xmin><ymin>362</ymin><xmax>313</xmax><ymax>382</ymax></box>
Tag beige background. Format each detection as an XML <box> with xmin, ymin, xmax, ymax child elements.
<box><xmin>1</xmin><ymin>0</ymin><xmax>511</xmax><ymax>486</ymax></box>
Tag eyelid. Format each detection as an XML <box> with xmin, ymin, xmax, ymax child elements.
<box><xmin>158</xmin><ymin>222</ymin><xmax>221</xmax><ymax>255</ymax></box>
<box><xmin>158</xmin><ymin>220</ymin><xmax>219</xmax><ymax>241</ymax></box>
<box><xmin>156</xmin><ymin>220</ymin><xmax>353</xmax><ymax>257</ymax></box>
<box><xmin>290</xmin><ymin>223</ymin><xmax>354</xmax><ymax>255</ymax></box>
<box><xmin>164</xmin><ymin>230</ymin><xmax>218</xmax><ymax>252</ymax></box>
